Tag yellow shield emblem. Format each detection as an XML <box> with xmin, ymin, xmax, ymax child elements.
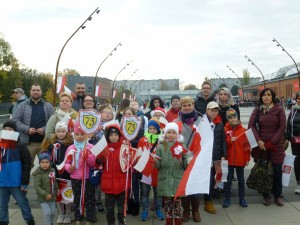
<box><xmin>79</xmin><ymin>110</ymin><xmax>101</xmax><ymax>134</ymax></box>
<box><xmin>83</xmin><ymin>115</ymin><xmax>97</xmax><ymax>129</ymax></box>
<box><xmin>126</xmin><ymin>120</ymin><xmax>137</xmax><ymax>135</ymax></box>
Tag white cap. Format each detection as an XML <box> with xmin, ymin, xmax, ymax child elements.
<box><xmin>206</xmin><ymin>101</ymin><xmax>220</xmax><ymax>109</ymax></box>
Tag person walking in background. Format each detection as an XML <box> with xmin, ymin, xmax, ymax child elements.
<box><xmin>145</xmin><ymin>96</ymin><xmax>165</xmax><ymax>120</ymax></box>
<box><xmin>287</xmin><ymin>92</ymin><xmax>300</xmax><ymax>193</ymax></box>
<box><xmin>166</xmin><ymin>95</ymin><xmax>181</xmax><ymax>122</ymax></box>
<box><xmin>13</xmin><ymin>83</ymin><xmax>54</xmax><ymax>166</ymax></box>
<box><xmin>194</xmin><ymin>81</ymin><xmax>215</xmax><ymax>115</ymax></box>
<box><xmin>10</xmin><ymin>88</ymin><xmax>27</xmax><ymax>116</ymax></box>
<box><xmin>72</xmin><ymin>82</ymin><xmax>86</xmax><ymax>111</ymax></box>
<box><xmin>248</xmin><ymin>88</ymin><xmax>286</xmax><ymax>207</ymax></box>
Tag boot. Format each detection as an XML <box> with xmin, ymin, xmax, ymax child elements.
<box><xmin>27</xmin><ymin>220</ymin><xmax>35</xmax><ymax>225</ymax></box>
<box><xmin>165</xmin><ymin>218</ymin><xmax>173</xmax><ymax>225</ymax></box>
<box><xmin>174</xmin><ymin>218</ymin><xmax>183</xmax><ymax>225</ymax></box>
<box><xmin>204</xmin><ymin>200</ymin><xmax>216</xmax><ymax>214</ymax></box>
<box><xmin>181</xmin><ymin>197</ymin><xmax>190</xmax><ymax>222</ymax></box>
<box><xmin>132</xmin><ymin>202</ymin><xmax>140</xmax><ymax>216</ymax></box>
<box><xmin>191</xmin><ymin>197</ymin><xmax>201</xmax><ymax>222</ymax></box>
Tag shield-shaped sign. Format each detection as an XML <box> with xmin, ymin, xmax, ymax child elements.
<box><xmin>121</xmin><ymin>115</ymin><xmax>141</xmax><ymax>141</ymax></box>
<box><xmin>79</xmin><ymin>109</ymin><xmax>101</xmax><ymax>134</ymax></box>
<box><xmin>119</xmin><ymin>144</ymin><xmax>137</xmax><ymax>172</ymax></box>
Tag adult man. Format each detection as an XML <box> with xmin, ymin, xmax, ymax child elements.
<box><xmin>9</xmin><ymin>88</ymin><xmax>27</xmax><ymax>116</ymax></box>
<box><xmin>194</xmin><ymin>81</ymin><xmax>216</xmax><ymax>115</ymax></box>
<box><xmin>166</xmin><ymin>95</ymin><xmax>181</xmax><ymax>122</ymax></box>
<box><xmin>72</xmin><ymin>82</ymin><xmax>86</xmax><ymax>111</ymax></box>
<box><xmin>13</xmin><ymin>84</ymin><xmax>54</xmax><ymax>165</ymax></box>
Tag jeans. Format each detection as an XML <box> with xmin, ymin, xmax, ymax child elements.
<box><xmin>40</xmin><ymin>202</ymin><xmax>55</xmax><ymax>225</ymax></box>
<box><xmin>224</xmin><ymin>166</ymin><xmax>245</xmax><ymax>199</ymax></box>
<box><xmin>0</xmin><ymin>187</ymin><xmax>34</xmax><ymax>223</ymax></box>
<box><xmin>141</xmin><ymin>183</ymin><xmax>162</xmax><ymax>210</ymax></box>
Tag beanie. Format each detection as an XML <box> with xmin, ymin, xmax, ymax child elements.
<box><xmin>73</xmin><ymin>122</ymin><xmax>85</xmax><ymax>134</ymax></box>
<box><xmin>148</xmin><ymin>117</ymin><xmax>160</xmax><ymax>133</ymax></box>
<box><xmin>55</xmin><ymin>121</ymin><xmax>68</xmax><ymax>132</ymax></box>
<box><xmin>164</xmin><ymin>122</ymin><xmax>179</xmax><ymax>136</ymax></box>
<box><xmin>171</xmin><ymin>95</ymin><xmax>180</xmax><ymax>103</ymax></box>
<box><xmin>38</xmin><ymin>152</ymin><xmax>51</xmax><ymax>162</ymax></box>
<box><xmin>226</xmin><ymin>108</ymin><xmax>238</xmax><ymax>120</ymax></box>
<box><xmin>3</xmin><ymin>120</ymin><xmax>17</xmax><ymax>131</ymax></box>
<box><xmin>107</xmin><ymin>127</ymin><xmax>121</xmax><ymax>137</ymax></box>
<box><xmin>151</xmin><ymin>107</ymin><xmax>166</xmax><ymax>118</ymax></box>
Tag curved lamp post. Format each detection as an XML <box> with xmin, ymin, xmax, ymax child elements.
<box><xmin>226</xmin><ymin>65</ymin><xmax>245</xmax><ymax>101</ymax></box>
<box><xmin>244</xmin><ymin>55</ymin><xmax>266</xmax><ymax>88</ymax></box>
<box><xmin>121</xmin><ymin>69</ymin><xmax>138</xmax><ymax>94</ymax></box>
<box><xmin>111</xmin><ymin>60</ymin><xmax>132</xmax><ymax>103</ymax></box>
<box><xmin>129</xmin><ymin>76</ymin><xmax>141</xmax><ymax>92</ymax></box>
<box><xmin>215</xmin><ymin>72</ymin><xmax>228</xmax><ymax>87</ymax></box>
<box><xmin>53</xmin><ymin>7</ymin><xmax>100</xmax><ymax>106</ymax></box>
<box><xmin>132</xmin><ymin>80</ymin><xmax>142</xmax><ymax>96</ymax></box>
<box><xmin>93</xmin><ymin>42</ymin><xmax>122</xmax><ymax>96</ymax></box>
<box><xmin>272</xmin><ymin>38</ymin><xmax>300</xmax><ymax>87</ymax></box>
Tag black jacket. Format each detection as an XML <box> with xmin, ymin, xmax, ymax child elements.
<box><xmin>209</xmin><ymin>116</ymin><xmax>227</xmax><ymax>161</ymax></box>
<box><xmin>287</xmin><ymin>107</ymin><xmax>300</xmax><ymax>139</ymax></box>
<box><xmin>145</xmin><ymin>96</ymin><xmax>164</xmax><ymax>120</ymax></box>
<box><xmin>194</xmin><ymin>94</ymin><xmax>216</xmax><ymax>115</ymax></box>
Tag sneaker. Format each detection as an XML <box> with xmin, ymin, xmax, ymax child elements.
<box><xmin>295</xmin><ymin>185</ymin><xmax>300</xmax><ymax>194</ymax></box>
<box><xmin>63</xmin><ymin>214</ymin><xmax>71</xmax><ymax>224</ymax></box>
<box><xmin>223</xmin><ymin>199</ymin><xmax>230</xmax><ymax>208</ymax></box>
<box><xmin>57</xmin><ymin>214</ymin><xmax>64</xmax><ymax>224</ymax></box>
<box><xmin>155</xmin><ymin>209</ymin><xmax>165</xmax><ymax>220</ymax></box>
<box><xmin>140</xmin><ymin>210</ymin><xmax>148</xmax><ymax>221</ymax></box>
<box><xmin>97</xmin><ymin>203</ymin><xmax>105</xmax><ymax>213</ymax></box>
<box><xmin>239</xmin><ymin>199</ymin><xmax>248</xmax><ymax>207</ymax></box>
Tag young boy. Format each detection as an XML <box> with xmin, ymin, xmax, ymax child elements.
<box><xmin>204</xmin><ymin>102</ymin><xmax>227</xmax><ymax>214</ymax></box>
<box><xmin>223</xmin><ymin>108</ymin><xmax>250</xmax><ymax>208</ymax></box>
<box><xmin>33</xmin><ymin>152</ymin><xmax>58</xmax><ymax>225</ymax></box>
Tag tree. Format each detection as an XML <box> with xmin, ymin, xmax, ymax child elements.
<box><xmin>44</xmin><ymin>87</ymin><xmax>54</xmax><ymax>103</ymax></box>
<box><xmin>243</xmin><ymin>69</ymin><xmax>250</xmax><ymax>85</ymax></box>
<box><xmin>230</xmin><ymin>85</ymin><xmax>239</xmax><ymax>96</ymax></box>
<box><xmin>184</xmin><ymin>84</ymin><xmax>198</xmax><ymax>90</ymax></box>
<box><xmin>0</xmin><ymin>37</ymin><xmax>19</xmax><ymax>70</ymax></box>
<box><xmin>60</xmin><ymin>68</ymin><xmax>80</xmax><ymax>76</ymax></box>
<box><xmin>204</xmin><ymin>76</ymin><xmax>210</xmax><ymax>82</ymax></box>
<box><xmin>218</xmin><ymin>83</ymin><xmax>227</xmax><ymax>89</ymax></box>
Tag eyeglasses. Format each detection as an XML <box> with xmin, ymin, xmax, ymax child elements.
<box><xmin>84</xmin><ymin>100</ymin><xmax>94</xmax><ymax>102</ymax></box>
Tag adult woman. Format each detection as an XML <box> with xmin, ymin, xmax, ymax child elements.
<box><xmin>287</xmin><ymin>92</ymin><xmax>300</xmax><ymax>193</ymax></box>
<box><xmin>83</xmin><ymin>94</ymin><xmax>97</xmax><ymax>110</ymax></box>
<box><xmin>44</xmin><ymin>93</ymin><xmax>78</xmax><ymax>141</ymax></box>
<box><xmin>248</xmin><ymin>88</ymin><xmax>286</xmax><ymax>206</ymax></box>
<box><xmin>217</xmin><ymin>87</ymin><xmax>240</xmax><ymax>126</ymax></box>
<box><xmin>175</xmin><ymin>96</ymin><xmax>202</xmax><ymax>222</ymax></box>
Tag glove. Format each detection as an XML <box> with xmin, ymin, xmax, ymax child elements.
<box><xmin>264</xmin><ymin>141</ymin><xmax>276</xmax><ymax>151</ymax></box>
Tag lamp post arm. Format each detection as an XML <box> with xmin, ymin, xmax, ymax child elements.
<box><xmin>244</xmin><ymin>55</ymin><xmax>266</xmax><ymax>88</ymax></box>
<box><xmin>53</xmin><ymin>7</ymin><xmax>100</xmax><ymax>106</ymax></box>
<box><xmin>121</xmin><ymin>69</ymin><xmax>138</xmax><ymax>94</ymax></box>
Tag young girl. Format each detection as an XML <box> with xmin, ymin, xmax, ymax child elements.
<box><xmin>138</xmin><ymin>118</ymin><xmax>164</xmax><ymax>221</ymax></box>
<box><xmin>96</xmin><ymin>124</ymin><xmax>128</xmax><ymax>225</ymax></box>
<box><xmin>223</xmin><ymin>108</ymin><xmax>250</xmax><ymax>208</ymax></box>
<box><xmin>64</xmin><ymin>122</ymin><xmax>96</xmax><ymax>225</ymax></box>
<box><xmin>33</xmin><ymin>152</ymin><xmax>58</xmax><ymax>225</ymax></box>
<box><xmin>43</xmin><ymin>121</ymin><xmax>73</xmax><ymax>224</ymax></box>
<box><xmin>155</xmin><ymin>122</ymin><xmax>187</xmax><ymax>225</ymax></box>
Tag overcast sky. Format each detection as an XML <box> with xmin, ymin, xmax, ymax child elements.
<box><xmin>1</xmin><ymin>0</ymin><xmax>300</xmax><ymax>88</ymax></box>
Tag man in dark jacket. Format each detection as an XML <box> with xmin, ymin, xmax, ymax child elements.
<box><xmin>72</xmin><ymin>82</ymin><xmax>86</xmax><ymax>111</ymax></box>
<box><xmin>194</xmin><ymin>81</ymin><xmax>216</xmax><ymax>115</ymax></box>
<box><xmin>0</xmin><ymin>120</ymin><xmax>35</xmax><ymax>225</ymax></box>
<box><xmin>144</xmin><ymin>96</ymin><xmax>164</xmax><ymax>120</ymax></box>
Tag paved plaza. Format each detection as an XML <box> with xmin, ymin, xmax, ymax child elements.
<box><xmin>6</xmin><ymin>107</ymin><xmax>300</xmax><ymax>224</ymax></box>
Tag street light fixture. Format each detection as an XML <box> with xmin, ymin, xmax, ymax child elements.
<box><xmin>226</xmin><ymin>65</ymin><xmax>245</xmax><ymax>101</ymax></box>
<box><xmin>244</xmin><ymin>55</ymin><xmax>266</xmax><ymax>88</ymax></box>
<box><xmin>121</xmin><ymin>69</ymin><xmax>138</xmax><ymax>94</ymax></box>
<box><xmin>214</xmin><ymin>72</ymin><xmax>228</xmax><ymax>87</ymax></box>
<box><xmin>93</xmin><ymin>42</ymin><xmax>122</xmax><ymax>96</ymax></box>
<box><xmin>129</xmin><ymin>76</ymin><xmax>141</xmax><ymax>92</ymax></box>
<box><xmin>272</xmin><ymin>38</ymin><xmax>300</xmax><ymax>87</ymax></box>
<box><xmin>53</xmin><ymin>7</ymin><xmax>100</xmax><ymax>106</ymax></box>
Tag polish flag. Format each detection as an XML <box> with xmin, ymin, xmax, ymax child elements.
<box><xmin>56</xmin><ymin>76</ymin><xmax>67</xmax><ymax>93</ymax></box>
<box><xmin>0</xmin><ymin>130</ymin><xmax>19</xmax><ymax>149</ymax></box>
<box><xmin>90</xmin><ymin>136</ymin><xmax>108</xmax><ymax>156</ymax></box>
<box><xmin>237</xmin><ymin>128</ymin><xmax>258</xmax><ymax>150</ymax></box>
<box><xmin>174</xmin><ymin>115</ymin><xmax>214</xmax><ymax>199</ymax></box>
<box><xmin>56</xmin><ymin>179</ymin><xmax>73</xmax><ymax>204</ymax></box>
<box><xmin>134</xmin><ymin>148</ymin><xmax>156</xmax><ymax>176</ymax></box>
<box><xmin>95</xmin><ymin>85</ymin><xmax>102</xmax><ymax>97</ymax></box>
<box><xmin>112</xmin><ymin>90</ymin><xmax>117</xmax><ymax>98</ymax></box>
<box><xmin>123</xmin><ymin>93</ymin><xmax>126</xmax><ymax>99</ymax></box>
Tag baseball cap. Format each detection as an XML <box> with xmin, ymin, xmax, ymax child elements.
<box><xmin>12</xmin><ymin>88</ymin><xmax>25</xmax><ymax>95</ymax></box>
<box><xmin>206</xmin><ymin>101</ymin><xmax>220</xmax><ymax>109</ymax></box>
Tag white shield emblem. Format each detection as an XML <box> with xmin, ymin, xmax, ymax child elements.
<box><xmin>79</xmin><ymin>109</ymin><xmax>101</xmax><ymax>134</ymax></box>
<box><xmin>121</xmin><ymin>115</ymin><xmax>141</xmax><ymax>141</ymax></box>
<box><xmin>119</xmin><ymin>144</ymin><xmax>137</xmax><ymax>172</ymax></box>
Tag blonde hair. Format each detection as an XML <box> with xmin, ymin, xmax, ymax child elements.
<box><xmin>217</xmin><ymin>87</ymin><xmax>234</xmax><ymax>105</ymax></box>
<box><xmin>98</xmin><ymin>103</ymin><xmax>113</xmax><ymax>112</ymax></box>
<box><xmin>59</xmin><ymin>92</ymin><xmax>73</xmax><ymax>103</ymax></box>
<box><xmin>180</xmin><ymin>96</ymin><xmax>194</xmax><ymax>105</ymax></box>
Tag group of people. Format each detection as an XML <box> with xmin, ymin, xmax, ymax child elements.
<box><xmin>0</xmin><ymin>81</ymin><xmax>299</xmax><ymax>225</ymax></box>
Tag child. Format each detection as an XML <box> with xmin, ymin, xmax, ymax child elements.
<box><xmin>155</xmin><ymin>122</ymin><xmax>187</xmax><ymax>225</ymax></box>
<box><xmin>64</xmin><ymin>122</ymin><xmax>96</xmax><ymax>225</ymax></box>
<box><xmin>43</xmin><ymin>121</ymin><xmax>73</xmax><ymax>224</ymax></box>
<box><xmin>138</xmin><ymin>118</ymin><xmax>164</xmax><ymax>221</ymax></box>
<box><xmin>33</xmin><ymin>152</ymin><xmax>58</xmax><ymax>225</ymax></box>
<box><xmin>204</xmin><ymin>101</ymin><xmax>227</xmax><ymax>214</ymax></box>
<box><xmin>96</xmin><ymin>124</ymin><xmax>128</xmax><ymax>225</ymax></box>
<box><xmin>223</xmin><ymin>108</ymin><xmax>250</xmax><ymax>208</ymax></box>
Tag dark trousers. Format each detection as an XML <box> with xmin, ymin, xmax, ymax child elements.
<box><xmin>224</xmin><ymin>166</ymin><xmax>245</xmax><ymax>199</ymax></box>
<box><xmin>105</xmin><ymin>192</ymin><xmax>125</xmax><ymax>225</ymax></box>
<box><xmin>132</xmin><ymin>171</ymin><xmax>141</xmax><ymax>204</ymax></box>
<box><xmin>291</xmin><ymin>143</ymin><xmax>300</xmax><ymax>183</ymax></box>
<box><xmin>204</xmin><ymin>166</ymin><xmax>216</xmax><ymax>201</ymax></box>
<box><xmin>71</xmin><ymin>179</ymin><xmax>95</xmax><ymax>222</ymax></box>
<box><xmin>263</xmin><ymin>163</ymin><xmax>283</xmax><ymax>199</ymax></box>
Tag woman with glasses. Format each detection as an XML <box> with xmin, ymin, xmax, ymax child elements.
<box><xmin>83</xmin><ymin>94</ymin><xmax>97</xmax><ymax>110</ymax></box>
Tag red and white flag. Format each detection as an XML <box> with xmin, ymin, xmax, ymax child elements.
<box><xmin>112</xmin><ymin>90</ymin><xmax>117</xmax><ymax>98</ymax></box>
<box><xmin>56</xmin><ymin>76</ymin><xmax>67</xmax><ymax>93</ymax></box>
<box><xmin>95</xmin><ymin>85</ymin><xmax>102</xmax><ymax>97</ymax></box>
<box><xmin>175</xmin><ymin>115</ymin><xmax>214</xmax><ymax>199</ymax></box>
<box><xmin>90</xmin><ymin>136</ymin><xmax>108</xmax><ymax>156</ymax></box>
<box><xmin>134</xmin><ymin>148</ymin><xmax>156</xmax><ymax>176</ymax></box>
<box><xmin>237</xmin><ymin>128</ymin><xmax>258</xmax><ymax>150</ymax></box>
<box><xmin>123</xmin><ymin>93</ymin><xmax>126</xmax><ymax>99</ymax></box>
<box><xmin>0</xmin><ymin>130</ymin><xmax>19</xmax><ymax>149</ymax></box>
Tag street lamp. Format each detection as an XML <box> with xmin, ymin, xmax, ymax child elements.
<box><xmin>121</xmin><ymin>69</ymin><xmax>138</xmax><ymax>94</ymax></box>
<box><xmin>214</xmin><ymin>72</ymin><xmax>228</xmax><ymax>87</ymax></box>
<box><xmin>53</xmin><ymin>7</ymin><xmax>100</xmax><ymax>106</ymax></box>
<box><xmin>93</xmin><ymin>42</ymin><xmax>122</xmax><ymax>96</ymax></box>
<box><xmin>111</xmin><ymin>60</ymin><xmax>132</xmax><ymax>103</ymax></box>
<box><xmin>129</xmin><ymin>76</ymin><xmax>141</xmax><ymax>93</ymax></box>
<box><xmin>244</xmin><ymin>55</ymin><xmax>266</xmax><ymax>88</ymax></box>
<box><xmin>272</xmin><ymin>38</ymin><xmax>300</xmax><ymax>87</ymax></box>
<box><xmin>226</xmin><ymin>65</ymin><xmax>245</xmax><ymax>101</ymax></box>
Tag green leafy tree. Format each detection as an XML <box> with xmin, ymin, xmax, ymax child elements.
<box><xmin>0</xmin><ymin>37</ymin><xmax>19</xmax><ymax>70</ymax></box>
<box><xmin>60</xmin><ymin>68</ymin><xmax>80</xmax><ymax>76</ymax></box>
<box><xmin>243</xmin><ymin>69</ymin><xmax>250</xmax><ymax>85</ymax></box>
<box><xmin>230</xmin><ymin>85</ymin><xmax>239</xmax><ymax>96</ymax></box>
<box><xmin>184</xmin><ymin>84</ymin><xmax>198</xmax><ymax>90</ymax></box>
<box><xmin>204</xmin><ymin>76</ymin><xmax>210</xmax><ymax>82</ymax></box>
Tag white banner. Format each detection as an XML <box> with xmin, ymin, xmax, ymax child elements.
<box><xmin>282</xmin><ymin>153</ymin><xmax>296</xmax><ymax>187</ymax></box>
<box><xmin>79</xmin><ymin>110</ymin><xmax>102</xmax><ymax>134</ymax></box>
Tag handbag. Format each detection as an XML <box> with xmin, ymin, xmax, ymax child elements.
<box><xmin>246</xmin><ymin>157</ymin><xmax>274</xmax><ymax>194</ymax></box>
<box><xmin>89</xmin><ymin>168</ymin><xmax>102</xmax><ymax>186</ymax></box>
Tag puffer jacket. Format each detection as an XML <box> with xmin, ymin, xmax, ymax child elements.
<box><xmin>248</xmin><ymin>104</ymin><xmax>286</xmax><ymax>164</ymax></box>
<box><xmin>194</xmin><ymin>94</ymin><xmax>216</xmax><ymax>115</ymax></box>
<box><xmin>166</xmin><ymin>107</ymin><xmax>180</xmax><ymax>122</ymax></box>
<box><xmin>287</xmin><ymin>105</ymin><xmax>300</xmax><ymax>140</ymax></box>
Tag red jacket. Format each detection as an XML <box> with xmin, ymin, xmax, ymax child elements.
<box><xmin>166</xmin><ymin>108</ymin><xmax>180</xmax><ymax>122</ymax></box>
<box><xmin>224</xmin><ymin>122</ymin><xmax>250</xmax><ymax>166</ymax></box>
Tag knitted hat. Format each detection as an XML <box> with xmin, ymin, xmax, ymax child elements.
<box><xmin>164</xmin><ymin>122</ymin><xmax>179</xmax><ymax>136</ymax></box>
<box><xmin>3</xmin><ymin>120</ymin><xmax>17</xmax><ymax>131</ymax></box>
<box><xmin>148</xmin><ymin>117</ymin><xmax>160</xmax><ymax>133</ymax></box>
<box><xmin>38</xmin><ymin>152</ymin><xmax>51</xmax><ymax>162</ymax></box>
<box><xmin>107</xmin><ymin>127</ymin><xmax>121</xmax><ymax>137</ymax></box>
<box><xmin>226</xmin><ymin>108</ymin><xmax>238</xmax><ymax>120</ymax></box>
<box><xmin>55</xmin><ymin>121</ymin><xmax>68</xmax><ymax>132</ymax></box>
<box><xmin>73</xmin><ymin>122</ymin><xmax>85</xmax><ymax>134</ymax></box>
<box><xmin>171</xmin><ymin>95</ymin><xmax>180</xmax><ymax>103</ymax></box>
<box><xmin>151</xmin><ymin>107</ymin><xmax>166</xmax><ymax>118</ymax></box>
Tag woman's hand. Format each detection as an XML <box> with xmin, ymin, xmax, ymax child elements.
<box><xmin>258</xmin><ymin>140</ymin><xmax>266</xmax><ymax>151</ymax></box>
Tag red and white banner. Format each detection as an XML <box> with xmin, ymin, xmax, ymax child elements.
<box><xmin>112</xmin><ymin>90</ymin><xmax>117</xmax><ymax>98</ymax></box>
<box><xmin>56</xmin><ymin>76</ymin><xmax>67</xmax><ymax>94</ymax></box>
<box><xmin>90</xmin><ymin>136</ymin><xmax>108</xmax><ymax>156</ymax></box>
<box><xmin>95</xmin><ymin>85</ymin><xmax>102</xmax><ymax>97</ymax></box>
<box><xmin>134</xmin><ymin>148</ymin><xmax>156</xmax><ymax>176</ymax></box>
<box><xmin>236</xmin><ymin>128</ymin><xmax>258</xmax><ymax>150</ymax></box>
<box><xmin>282</xmin><ymin>153</ymin><xmax>296</xmax><ymax>187</ymax></box>
<box><xmin>175</xmin><ymin>115</ymin><xmax>213</xmax><ymax>199</ymax></box>
<box><xmin>57</xmin><ymin>179</ymin><xmax>74</xmax><ymax>204</ymax></box>
<box><xmin>214</xmin><ymin>160</ymin><xmax>228</xmax><ymax>188</ymax></box>
<box><xmin>0</xmin><ymin>130</ymin><xmax>19</xmax><ymax>149</ymax></box>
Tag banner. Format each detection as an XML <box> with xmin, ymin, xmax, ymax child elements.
<box><xmin>79</xmin><ymin>110</ymin><xmax>102</xmax><ymax>134</ymax></box>
<box><xmin>0</xmin><ymin>130</ymin><xmax>19</xmax><ymax>149</ymax></box>
<box><xmin>56</xmin><ymin>76</ymin><xmax>67</xmax><ymax>94</ymax></box>
<box><xmin>119</xmin><ymin>144</ymin><xmax>137</xmax><ymax>172</ymax></box>
<box><xmin>57</xmin><ymin>179</ymin><xmax>74</xmax><ymax>204</ymax></box>
<box><xmin>294</xmin><ymin>80</ymin><xmax>299</xmax><ymax>92</ymax></box>
<box><xmin>282</xmin><ymin>153</ymin><xmax>296</xmax><ymax>187</ymax></box>
<box><xmin>121</xmin><ymin>115</ymin><xmax>141</xmax><ymax>141</ymax></box>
